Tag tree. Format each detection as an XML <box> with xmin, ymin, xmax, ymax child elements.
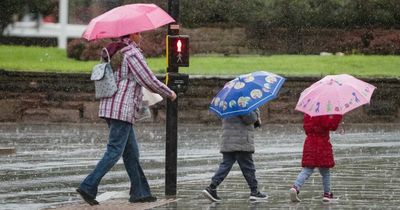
<box><xmin>0</xmin><ymin>0</ymin><xmax>24</xmax><ymax>33</ymax></box>
<box><xmin>180</xmin><ymin>0</ymin><xmax>265</xmax><ymax>28</ymax></box>
<box><xmin>0</xmin><ymin>0</ymin><xmax>57</xmax><ymax>34</ymax></box>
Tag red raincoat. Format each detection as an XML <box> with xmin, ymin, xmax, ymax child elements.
<box><xmin>301</xmin><ymin>114</ymin><xmax>342</xmax><ymax>168</ymax></box>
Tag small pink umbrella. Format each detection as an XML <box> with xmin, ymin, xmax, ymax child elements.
<box><xmin>82</xmin><ymin>4</ymin><xmax>175</xmax><ymax>41</ymax></box>
<box><xmin>295</xmin><ymin>74</ymin><xmax>376</xmax><ymax>116</ymax></box>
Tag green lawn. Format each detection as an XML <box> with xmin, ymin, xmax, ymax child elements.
<box><xmin>1</xmin><ymin>45</ymin><xmax>399</xmax><ymax>77</ymax></box>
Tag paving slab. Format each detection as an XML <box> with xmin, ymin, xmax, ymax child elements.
<box><xmin>53</xmin><ymin>198</ymin><xmax>179</xmax><ymax>210</ymax></box>
<box><xmin>0</xmin><ymin>147</ymin><xmax>16</xmax><ymax>155</ymax></box>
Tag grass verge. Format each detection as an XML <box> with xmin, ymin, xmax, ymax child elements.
<box><xmin>0</xmin><ymin>45</ymin><xmax>399</xmax><ymax>77</ymax></box>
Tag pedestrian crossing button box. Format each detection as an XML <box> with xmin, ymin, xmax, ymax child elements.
<box><xmin>166</xmin><ymin>72</ymin><xmax>189</xmax><ymax>93</ymax></box>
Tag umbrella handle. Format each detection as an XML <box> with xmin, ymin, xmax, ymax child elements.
<box><xmin>101</xmin><ymin>47</ymin><xmax>111</xmax><ymax>63</ymax></box>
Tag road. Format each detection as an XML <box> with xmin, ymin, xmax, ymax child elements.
<box><xmin>0</xmin><ymin>122</ymin><xmax>399</xmax><ymax>209</ymax></box>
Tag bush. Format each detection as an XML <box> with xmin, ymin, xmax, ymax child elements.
<box><xmin>66</xmin><ymin>38</ymin><xmax>87</xmax><ymax>60</ymax></box>
<box><xmin>337</xmin><ymin>32</ymin><xmax>364</xmax><ymax>54</ymax></box>
<box><xmin>67</xmin><ymin>38</ymin><xmax>112</xmax><ymax>61</ymax></box>
<box><xmin>80</xmin><ymin>39</ymin><xmax>111</xmax><ymax>60</ymax></box>
<box><xmin>66</xmin><ymin>30</ymin><xmax>167</xmax><ymax>61</ymax></box>
<box><xmin>66</xmin><ymin>27</ymin><xmax>400</xmax><ymax>58</ymax></box>
<box><xmin>245</xmin><ymin>21</ymin><xmax>274</xmax><ymax>53</ymax></box>
<box><xmin>140</xmin><ymin>29</ymin><xmax>167</xmax><ymax>57</ymax></box>
<box><xmin>367</xmin><ymin>32</ymin><xmax>400</xmax><ymax>55</ymax></box>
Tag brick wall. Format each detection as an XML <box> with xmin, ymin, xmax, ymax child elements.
<box><xmin>0</xmin><ymin>70</ymin><xmax>398</xmax><ymax>124</ymax></box>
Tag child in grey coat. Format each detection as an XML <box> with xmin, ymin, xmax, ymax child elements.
<box><xmin>202</xmin><ymin>108</ymin><xmax>267</xmax><ymax>202</ymax></box>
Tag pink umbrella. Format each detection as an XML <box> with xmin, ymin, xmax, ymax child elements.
<box><xmin>82</xmin><ymin>4</ymin><xmax>175</xmax><ymax>41</ymax></box>
<box><xmin>295</xmin><ymin>74</ymin><xmax>376</xmax><ymax>116</ymax></box>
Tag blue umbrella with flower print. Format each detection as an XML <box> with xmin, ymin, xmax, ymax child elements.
<box><xmin>209</xmin><ymin>71</ymin><xmax>286</xmax><ymax>118</ymax></box>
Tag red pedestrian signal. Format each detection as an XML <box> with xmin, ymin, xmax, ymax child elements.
<box><xmin>167</xmin><ymin>35</ymin><xmax>189</xmax><ymax>67</ymax></box>
<box><xmin>177</xmin><ymin>40</ymin><xmax>182</xmax><ymax>53</ymax></box>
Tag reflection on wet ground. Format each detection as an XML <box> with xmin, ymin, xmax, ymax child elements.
<box><xmin>0</xmin><ymin>123</ymin><xmax>399</xmax><ymax>210</ymax></box>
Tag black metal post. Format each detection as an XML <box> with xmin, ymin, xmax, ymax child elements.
<box><xmin>165</xmin><ymin>0</ymin><xmax>179</xmax><ymax>196</ymax></box>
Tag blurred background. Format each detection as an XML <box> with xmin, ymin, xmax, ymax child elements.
<box><xmin>1</xmin><ymin>0</ymin><xmax>400</xmax><ymax>59</ymax></box>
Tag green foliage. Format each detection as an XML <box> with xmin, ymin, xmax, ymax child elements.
<box><xmin>0</xmin><ymin>0</ymin><xmax>57</xmax><ymax>33</ymax></box>
<box><xmin>2</xmin><ymin>0</ymin><xmax>400</xmax><ymax>34</ymax></box>
<box><xmin>26</xmin><ymin>0</ymin><xmax>58</xmax><ymax>17</ymax></box>
<box><xmin>180</xmin><ymin>0</ymin><xmax>265</xmax><ymax>28</ymax></box>
<box><xmin>0</xmin><ymin>0</ymin><xmax>24</xmax><ymax>32</ymax></box>
<box><xmin>179</xmin><ymin>0</ymin><xmax>400</xmax><ymax>29</ymax></box>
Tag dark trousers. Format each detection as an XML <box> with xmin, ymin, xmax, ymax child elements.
<box><xmin>211</xmin><ymin>151</ymin><xmax>258</xmax><ymax>193</ymax></box>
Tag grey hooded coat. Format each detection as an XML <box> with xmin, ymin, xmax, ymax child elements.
<box><xmin>220</xmin><ymin>109</ymin><xmax>260</xmax><ymax>153</ymax></box>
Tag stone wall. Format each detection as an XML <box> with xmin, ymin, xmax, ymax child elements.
<box><xmin>0</xmin><ymin>70</ymin><xmax>399</xmax><ymax>124</ymax></box>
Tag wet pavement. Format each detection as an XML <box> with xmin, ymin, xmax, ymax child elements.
<box><xmin>0</xmin><ymin>122</ymin><xmax>399</xmax><ymax>210</ymax></box>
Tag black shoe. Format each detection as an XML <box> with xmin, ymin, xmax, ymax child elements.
<box><xmin>76</xmin><ymin>188</ymin><xmax>99</xmax><ymax>206</ymax></box>
<box><xmin>323</xmin><ymin>192</ymin><xmax>339</xmax><ymax>202</ymax></box>
<box><xmin>129</xmin><ymin>196</ymin><xmax>157</xmax><ymax>203</ymax></box>
<box><xmin>202</xmin><ymin>186</ymin><xmax>221</xmax><ymax>202</ymax></box>
<box><xmin>249</xmin><ymin>191</ymin><xmax>268</xmax><ymax>201</ymax></box>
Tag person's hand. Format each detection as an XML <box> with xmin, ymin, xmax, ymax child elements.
<box><xmin>169</xmin><ymin>91</ymin><xmax>177</xmax><ymax>101</ymax></box>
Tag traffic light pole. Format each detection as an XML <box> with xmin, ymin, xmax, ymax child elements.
<box><xmin>165</xmin><ymin>0</ymin><xmax>179</xmax><ymax>197</ymax></box>
<box><xmin>165</xmin><ymin>89</ymin><xmax>178</xmax><ymax>196</ymax></box>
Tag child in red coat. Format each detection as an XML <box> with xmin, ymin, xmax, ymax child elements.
<box><xmin>290</xmin><ymin>114</ymin><xmax>342</xmax><ymax>202</ymax></box>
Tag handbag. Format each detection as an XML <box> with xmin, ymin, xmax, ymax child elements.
<box><xmin>142</xmin><ymin>87</ymin><xmax>163</xmax><ymax>106</ymax></box>
<box><xmin>90</xmin><ymin>48</ymin><xmax>118</xmax><ymax>99</ymax></box>
<box><xmin>137</xmin><ymin>88</ymin><xmax>164</xmax><ymax>121</ymax></box>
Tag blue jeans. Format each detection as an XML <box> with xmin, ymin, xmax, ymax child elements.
<box><xmin>294</xmin><ymin>167</ymin><xmax>331</xmax><ymax>193</ymax></box>
<box><xmin>211</xmin><ymin>152</ymin><xmax>258</xmax><ymax>193</ymax></box>
<box><xmin>79</xmin><ymin>119</ymin><xmax>151</xmax><ymax>200</ymax></box>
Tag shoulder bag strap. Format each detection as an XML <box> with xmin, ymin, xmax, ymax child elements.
<box><xmin>101</xmin><ymin>47</ymin><xmax>111</xmax><ymax>63</ymax></box>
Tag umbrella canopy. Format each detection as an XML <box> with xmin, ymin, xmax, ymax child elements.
<box><xmin>209</xmin><ymin>71</ymin><xmax>286</xmax><ymax>119</ymax></box>
<box><xmin>82</xmin><ymin>4</ymin><xmax>175</xmax><ymax>40</ymax></box>
<box><xmin>295</xmin><ymin>74</ymin><xmax>376</xmax><ymax>116</ymax></box>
